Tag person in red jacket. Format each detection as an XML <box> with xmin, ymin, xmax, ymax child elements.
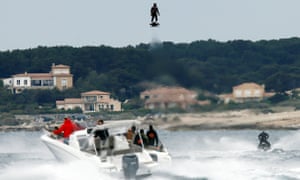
<box><xmin>53</xmin><ymin>117</ymin><xmax>77</xmax><ymax>144</ymax></box>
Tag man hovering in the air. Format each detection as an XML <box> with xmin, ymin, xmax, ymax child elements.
<box><xmin>150</xmin><ymin>3</ymin><xmax>160</xmax><ymax>26</ymax></box>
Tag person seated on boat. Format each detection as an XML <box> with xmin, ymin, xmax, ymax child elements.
<box><xmin>258</xmin><ymin>131</ymin><xmax>270</xmax><ymax>146</ymax></box>
<box><xmin>53</xmin><ymin>126</ymin><xmax>63</xmax><ymax>137</ymax></box>
<box><xmin>126</xmin><ymin>125</ymin><xmax>136</xmax><ymax>143</ymax></box>
<box><xmin>52</xmin><ymin>117</ymin><xmax>77</xmax><ymax>144</ymax></box>
<box><xmin>133</xmin><ymin>129</ymin><xmax>149</xmax><ymax>147</ymax></box>
<box><xmin>146</xmin><ymin>125</ymin><xmax>159</xmax><ymax>147</ymax></box>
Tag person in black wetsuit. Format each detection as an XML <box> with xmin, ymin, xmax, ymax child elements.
<box><xmin>258</xmin><ymin>131</ymin><xmax>271</xmax><ymax>148</ymax></box>
<box><xmin>151</xmin><ymin>3</ymin><xmax>160</xmax><ymax>23</ymax></box>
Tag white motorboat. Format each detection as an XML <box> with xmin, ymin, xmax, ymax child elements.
<box><xmin>41</xmin><ymin>120</ymin><xmax>171</xmax><ymax>179</ymax></box>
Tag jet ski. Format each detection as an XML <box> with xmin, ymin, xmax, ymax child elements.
<box><xmin>258</xmin><ymin>140</ymin><xmax>271</xmax><ymax>151</ymax></box>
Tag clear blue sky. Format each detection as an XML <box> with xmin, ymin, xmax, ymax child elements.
<box><xmin>1</xmin><ymin>0</ymin><xmax>300</xmax><ymax>50</ymax></box>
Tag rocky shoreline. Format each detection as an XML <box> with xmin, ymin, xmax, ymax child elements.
<box><xmin>153</xmin><ymin>110</ymin><xmax>300</xmax><ymax>131</ymax></box>
<box><xmin>2</xmin><ymin>110</ymin><xmax>300</xmax><ymax>132</ymax></box>
<box><xmin>0</xmin><ymin>125</ymin><xmax>44</xmax><ymax>132</ymax></box>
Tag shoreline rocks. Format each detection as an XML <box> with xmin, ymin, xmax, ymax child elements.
<box><xmin>3</xmin><ymin>110</ymin><xmax>300</xmax><ymax>132</ymax></box>
<box><xmin>153</xmin><ymin>110</ymin><xmax>300</xmax><ymax>131</ymax></box>
<box><xmin>0</xmin><ymin>125</ymin><xmax>43</xmax><ymax>132</ymax></box>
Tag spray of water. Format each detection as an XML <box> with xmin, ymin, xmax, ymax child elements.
<box><xmin>2</xmin><ymin>130</ymin><xmax>300</xmax><ymax>179</ymax></box>
<box><xmin>272</xmin><ymin>130</ymin><xmax>300</xmax><ymax>150</ymax></box>
<box><xmin>154</xmin><ymin>130</ymin><xmax>300</xmax><ymax>180</ymax></box>
<box><xmin>0</xmin><ymin>161</ymin><xmax>115</xmax><ymax>180</ymax></box>
<box><xmin>149</xmin><ymin>30</ymin><xmax>162</xmax><ymax>50</ymax></box>
<box><xmin>0</xmin><ymin>132</ymin><xmax>116</xmax><ymax>180</ymax></box>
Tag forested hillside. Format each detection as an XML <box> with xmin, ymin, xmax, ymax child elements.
<box><xmin>1</xmin><ymin>37</ymin><xmax>300</xmax><ymax>113</ymax></box>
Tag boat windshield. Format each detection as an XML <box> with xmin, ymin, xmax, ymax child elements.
<box><xmin>77</xmin><ymin>121</ymin><xmax>144</xmax><ymax>156</ymax></box>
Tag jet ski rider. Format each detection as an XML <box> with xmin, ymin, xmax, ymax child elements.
<box><xmin>258</xmin><ymin>131</ymin><xmax>270</xmax><ymax>146</ymax></box>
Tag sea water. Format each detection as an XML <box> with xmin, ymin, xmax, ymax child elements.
<box><xmin>1</xmin><ymin>130</ymin><xmax>300</xmax><ymax>180</ymax></box>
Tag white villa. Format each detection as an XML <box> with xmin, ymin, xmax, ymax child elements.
<box><xmin>2</xmin><ymin>63</ymin><xmax>73</xmax><ymax>94</ymax></box>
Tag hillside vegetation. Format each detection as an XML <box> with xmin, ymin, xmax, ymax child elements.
<box><xmin>1</xmin><ymin>38</ymin><xmax>300</xmax><ymax>114</ymax></box>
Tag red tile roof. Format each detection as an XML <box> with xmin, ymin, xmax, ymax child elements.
<box><xmin>64</xmin><ymin>98</ymin><xmax>82</xmax><ymax>104</ymax></box>
<box><xmin>81</xmin><ymin>90</ymin><xmax>110</xmax><ymax>96</ymax></box>
<box><xmin>52</xmin><ymin>64</ymin><xmax>70</xmax><ymax>68</ymax></box>
<box><xmin>233</xmin><ymin>82</ymin><xmax>263</xmax><ymax>90</ymax></box>
<box><xmin>56</xmin><ymin>100</ymin><xmax>64</xmax><ymax>105</ymax></box>
<box><xmin>13</xmin><ymin>73</ymin><xmax>52</xmax><ymax>80</ymax></box>
<box><xmin>141</xmin><ymin>86</ymin><xmax>198</xmax><ymax>104</ymax></box>
<box><xmin>141</xmin><ymin>86</ymin><xmax>197</xmax><ymax>96</ymax></box>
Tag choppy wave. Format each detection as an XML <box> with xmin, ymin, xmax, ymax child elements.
<box><xmin>1</xmin><ymin>130</ymin><xmax>300</xmax><ymax>180</ymax></box>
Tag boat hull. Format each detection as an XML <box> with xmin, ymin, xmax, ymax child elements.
<box><xmin>41</xmin><ymin>134</ymin><xmax>155</xmax><ymax>177</ymax></box>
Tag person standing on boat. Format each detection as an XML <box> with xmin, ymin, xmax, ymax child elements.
<box><xmin>94</xmin><ymin>119</ymin><xmax>110</xmax><ymax>157</ymax></box>
<box><xmin>53</xmin><ymin>117</ymin><xmax>77</xmax><ymax>144</ymax></box>
<box><xmin>146</xmin><ymin>125</ymin><xmax>159</xmax><ymax>146</ymax></box>
<box><xmin>94</xmin><ymin>119</ymin><xmax>109</xmax><ymax>141</ymax></box>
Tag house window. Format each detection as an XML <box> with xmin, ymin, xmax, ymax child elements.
<box><xmin>43</xmin><ymin>80</ymin><xmax>54</xmax><ymax>86</ymax></box>
<box><xmin>110</xmin><ymin>105</ymin><xmax>114</xmax><ymax>110</ymax></box>
<box><xmin>85</xmin><ymin>96</ymin><xmax>96</xmax><ymax>102</ymax></box>
<box><xmin>244</xmin><ymin>90</ymin><xmax>251</xmax><ymax>97</ymax></box>
<box><xmin>254</xmin><ymin>89</ymin><xmax>261</xmax><ymax>96</ymax></box>
<box><xmin>17</xmin><ymin>80</ymin><xmax>20</xmax><ymax>85</ymax></box>
<box><xmin>31</xmin><ymin>80</ymin><xmax>41</xmax><ymax>86</ymax></box>
<box><xmin>99</xmin><ymin>104</ymin><xmax>106</xmax><ymax>110</ymax></box>
<box><xmin>24</xmin><ymin>80</ymin><xmax>28</xmax><ymax>85</ymax></box>
<box><xmin>144</xmin><ymin>95</ymin><xmax>150</xmax><ymax>99</ymax></box>
<box><xmin>234</xmin><ymin>90</ymin><xmax>242</xmax><ymax>97</ymax></box>
<box><xmin>85</xmin><ymin>104</ymin><xmax>94</xmax><ymax>111</ymax></box>
<box><xmin>61</xmin><ymin>79</ymin><xmax>67</xmax><ymax>88</ymax></box>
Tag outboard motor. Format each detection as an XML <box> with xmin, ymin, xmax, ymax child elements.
<box><xmin>122</xmin><ymin>154</ymin><xmax>139</xmax><ymax>179</ymax></box>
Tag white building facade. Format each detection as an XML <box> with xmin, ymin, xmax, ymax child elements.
<box><xmin>2</xmin><ymin>64</ymin><xmax>73</xmax><ymax>93</ymax></box>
